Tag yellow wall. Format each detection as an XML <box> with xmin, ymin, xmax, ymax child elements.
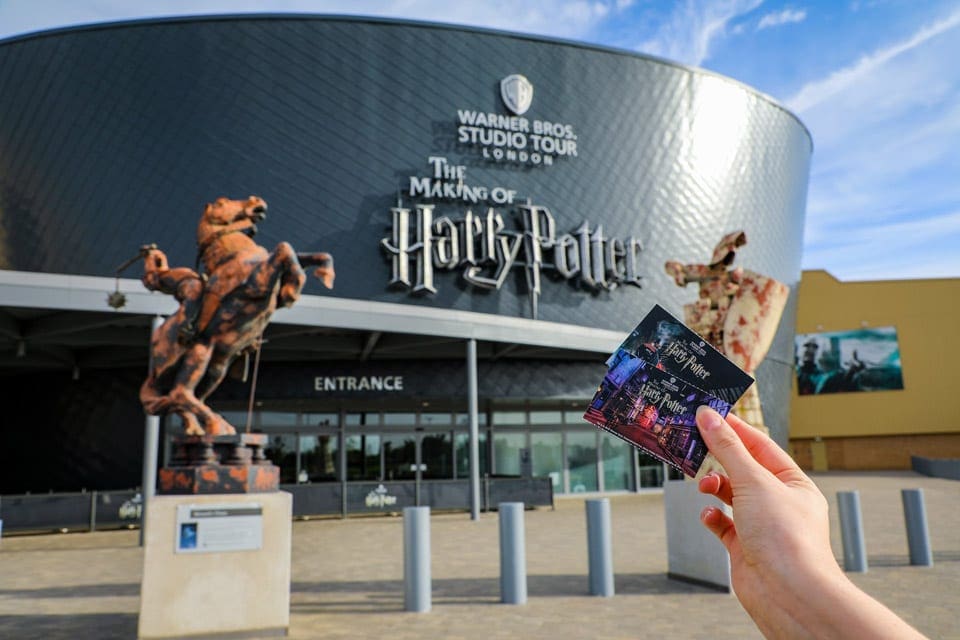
<box><xmin>790</xmin><ymin>270</ymin><xmax>960</xmax><ymax>440</ymax></box>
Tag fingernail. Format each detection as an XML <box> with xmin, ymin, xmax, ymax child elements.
<box><xmin>696</xmin><ymin>405</ymin><xmax>722</xmax><ymax>431</ymax></box>
<box><xmin>701</xmin><ymin>506</ymin><xmax>716</xmax><ymax>522</ymax></box>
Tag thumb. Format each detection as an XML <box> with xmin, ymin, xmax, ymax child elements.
<box><xmin>696</xmin><ymin>406</ymin><xmax>762</xmax><ymax>482</ymax></box>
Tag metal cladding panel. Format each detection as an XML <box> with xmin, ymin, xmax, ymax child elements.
<box><xmin>0</xmin><ymin>17</ymin><xmax>810</xmax><ymax>438</ymax></box>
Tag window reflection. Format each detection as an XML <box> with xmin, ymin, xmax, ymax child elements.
<box><xmin>455</xmin><ymin>412</ymin><xmax>488</xmax><ymax>427</ymax></box>
<box><xmin>201</xmin><ymin>408</ymin><xmax>646</xmax><ymax>492</ymax></box>
<box><xmin>420</xmin><ymin>412</ymin><xmax>452</xmax><ymax>426</ymax></box>
<box><xmin>600</xmin><ymin>432</ymin><xmax>632</xmax><ymax>491</ymax></box>
<box><xmin>383</xmin><ymin>412</ymin><xmax>417</xmax><ymax>426</ymax></box>
<box><xmin>220</xmin><ymin>411</ymin><xmax>252</xmax><ymax>429</ymax></box>
<box><xmin>345</xmin><ymin>434</ymin><xmax>380</xmax><ymax>481</ymax></box>
<box><xmin>455</xmin><ymin>432</ymin><xmax>488</xmax><ymax>478</ymax></box>
<box><xmin>529</xmin><ymin>411</ymin><xmax>562</xmax><ymax>425</ymax></box>
<box><xmin>493</xmin><ymin>411</ymin><xmax>525</xmax><ymax>426</ymax></box>
<box><xmin>383</xmin><ymin>433</ymin><xmax>416</xmax><ymax>480</ymax></box>
<box><xmin>299</xmin><ymin>434</ymin><xmax>338</xmax><ymax>483</ymax></box>
<box><xmin>420</xmin><ymin>432</ymin><xmax>452</xmax><ymax>479</ymax></box>
<box><xmin>532</xmin><ymin>431</ymin><xmax>563</xmax><ymax>493</ymax></box>
<box><xmin>304</xmin><ymin>413</ymin><xmax>338</xmax><ymax>428</ymax></box>
<box><xmin>260</xmin><ymin>412</ymin><xmax>297</xmax><ymax>427</ymax></box>
<box><xmin>566</xmin><ymin>431</ymin><xmax>598</xmax><ymax>492</ymax></box>
<box><xmin>638</xmin><ymin>451</ymin><xmax>666</xmax><ymax>487</ymax></box>
<box><xmin>264</xmin><ymin>434</ymin><xmax>298</xmax><ymax>484</ymax></box>
<box><xmin>493</xmin><ymin>432</ymin><xmax>526</xmax><ymax>476</ymax></box>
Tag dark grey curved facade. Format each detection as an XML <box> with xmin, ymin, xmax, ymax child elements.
<box><xmin>0</xmin><ymin>16</ymin><xmax>810</xmax><ymax>495</ymax></box>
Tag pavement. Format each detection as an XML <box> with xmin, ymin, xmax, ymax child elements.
<box><xmin>1</xmin><ymin>471</ymin><xmax>958</xmax><ymax>639</ymax></box>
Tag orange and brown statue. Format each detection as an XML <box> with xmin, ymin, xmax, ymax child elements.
<box><xmin>138</xmin><ymin>196</ymin><xmax>334</xmax><ymax>436</ymax></box>
<box><xmin>665</xmin><ymin>231</ymin><xmax>789</xmax><ymax>433</ymax></box>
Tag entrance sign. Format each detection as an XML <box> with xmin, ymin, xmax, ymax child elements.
<box><xmin>175</xmin><ymin>503</ymin><xmax>263</xmax><ymax>553</ymax></box>
<box><xmin>458</xmin><ymin>73</ymin><xmax>578</xmax><ymax>167</ymax></box>
<box><xmin>314</xmin><ymin>375</ymin><xmax>404</xmax><ymax>392</ymax></box>
<box><xmin>384</xmin><ymin>158</ymin><xmax>644</xmax><ymax>298</ymax></box>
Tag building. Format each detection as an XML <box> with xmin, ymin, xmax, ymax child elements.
<box><xmin>0</xmin><ymin>15</ymin><xmax>811</xmax><ymax>506</ymax></box>
<box><xmin>789</xmin><ymin>270</ymin><xmax>960</xmax><ymax>470</ymax></box>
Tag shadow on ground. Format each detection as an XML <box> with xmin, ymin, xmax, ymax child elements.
<box><xmin>291</xmin><ymin>571</ymin><xmax>716</xmax><ymax>614</ymax></box>
<box><xmin>0</xmin><ymin>583</ymin><xmax>139</xmax><ymax>599</ymax></box>
<box><xmin>0</xmin><ymin>614</ymin><xmax>138</xmax><ymax>640</ymax></box>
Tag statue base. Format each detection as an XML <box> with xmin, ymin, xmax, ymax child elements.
<box><xmin>664</xmin><ymin>479</ymin><xmax>731</xmax><ymax>592</ymax></box>
<box><xmin>138</xmin><ymin>492</ymin><xmax>292</xmax><ymax>638</ymax></box>
<box><xmin>158</xmin><ymin>434</ymin><xmax>279</xmax><ymax>494</ymax></box>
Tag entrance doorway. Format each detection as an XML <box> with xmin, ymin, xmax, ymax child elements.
<box><xmin>381</xmin><ymin>431</ymin><xmax>454</xmax><ymax>481</ymax></box>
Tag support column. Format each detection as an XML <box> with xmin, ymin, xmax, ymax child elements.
<box><xmin>467</xmin><ymin>338</ymin><xmax>480</xmax><ymax>521</ymax></box>
<box><xmin>339</xmin><ymin>409</ymin><xmax>348</xmax><ymax>518</ymax></box>
<box><xmin>139</xmin><ymin>315</ymin><xmax>164</xmax><ymax>547</ymax></box>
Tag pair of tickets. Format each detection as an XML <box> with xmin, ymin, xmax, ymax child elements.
<box><xmin>583</xmin><ymin>305</ymin><xmax>754</xmax><ymax>477</ymax></box>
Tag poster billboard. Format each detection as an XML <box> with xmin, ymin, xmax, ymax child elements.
<box><xmin>795</xmin><ymin>327</ymin><xmax>904</xmax><ymax>396</ymax></box>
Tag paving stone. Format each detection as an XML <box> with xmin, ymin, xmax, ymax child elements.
<box><xmin>0</xmin><ymin>472</ymin><xmax>957</xmax><ymax>639</ymax></box>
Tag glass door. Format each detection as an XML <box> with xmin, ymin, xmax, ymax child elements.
<box><xmin>298</xmin><ymin>433</ymin><xmax>338</xmax><ymax>483</ymax></box>
<box><xmin>637</xmin><ymin>450</ymin><xmax>666</xmax><ymax>488</ymax></box>
<box><xmin>345</xmin><ymin>434</ymin><xmax>381</xmax><ymax>481</ymax></box>
<box><xmin>419</xmin><ymin>431</ymin><xmax>453</xmax><ymax>480</ymax></box>
<box><xmin>600</xmin><ymin>431</ymin><xmax>633</xmax><ymax>491</ymax></box>
<box><xmin>382</xmin><ymin>433</ymin><xmax>417</xmax><ymax>480</ymax></box>
<box><xmin>566</xmin><ymin>431</ymin><xmax>599</xmax><ymax>493</ymax></box>
<box><xmin>531</xmin><ymin>431</ymin><xmax>563</xmax><ymax>494</ymax></box>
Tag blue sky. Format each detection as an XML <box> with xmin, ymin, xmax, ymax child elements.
<box><xmin>1</xmin><ymin>0</ymin><xmax>958</xmax><ymax>282</ymax></box>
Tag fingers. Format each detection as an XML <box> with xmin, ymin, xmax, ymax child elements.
<box><xmin>698</xmin><ymin>472</ymin><xmax>733</xmax><ymax>506</ymax></box>
<box><xmin>724</xmin><ymin>412</ymin><xmax>806</xmax><ymax>482</ymax></box>
<box><xmin>700</xmin><ymin>506</ymin><xmax>737</xmax><ymax>551</ymax></box>
<box><xmin>695</xmin><ymin>406</ymin><xmax>764</xmax><ymax>481</ymax></box>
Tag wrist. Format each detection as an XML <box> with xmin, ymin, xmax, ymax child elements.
<box><xmin>774</xmin><ymin>565</ymin><xmax>925</xmax><ymax>639</ymax></box>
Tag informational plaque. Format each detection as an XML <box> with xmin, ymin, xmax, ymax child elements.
<box><xmin>175</xmin><ymin>503</ymin><xmax>263</xmax><ymax>553</ymax></box>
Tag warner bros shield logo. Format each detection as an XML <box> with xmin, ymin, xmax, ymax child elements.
<box><xmin>500</xmin><ymin>74</ymin><xmax>534</xmax><ymax>115</ymax></box>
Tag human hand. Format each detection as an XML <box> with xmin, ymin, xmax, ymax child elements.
<box><xmin>694</xmin><ymin>406</ymin><xmax>926</xmax><ymax>639</ymax></box>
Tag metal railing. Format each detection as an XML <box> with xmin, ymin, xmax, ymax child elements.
<box><xmin>0</xmin><ymin>477</ymin><xmax>553</xmax><ymax>534</ymax></box>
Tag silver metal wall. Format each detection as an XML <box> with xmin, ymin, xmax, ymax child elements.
<box><xmin>0</xmin><ymin>16</ymin><xmax>811</xmax><ymax>442</ymax></box>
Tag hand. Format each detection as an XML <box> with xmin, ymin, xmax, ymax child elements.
<box><xmin>694</xmin><ymin>406</ymin><xmax>926</xmax><ymax>639</ymax></box>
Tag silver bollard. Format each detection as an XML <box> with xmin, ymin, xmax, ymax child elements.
<box><xmin>837</xmin><ymin>491</ymin><xmax>868</xmax><ymax>572</ymax></box>
<box><xmin>403</xmin><ymin>506</ymin><xmax>431</xmax><ymax>612</ymax></box>
<box><xmin>901</xmin><ymin>489</ymin><xmax>933</xmax><ymax>566</ymax></box>
<box><xmin>499</xmin><ymin>502</ymin><xmax>527</xmax><ymax>604</ymax></box>
<box><xmin>586</xmin><ymin>498</ymin><xmax>614</xmax><ymax>597</ymax></box>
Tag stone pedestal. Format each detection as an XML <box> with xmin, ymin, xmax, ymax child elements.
<box><xmin>159</xmin><ymin>434</ymin><xmax>279</xmax><ymax>494</ymax></box>
<box><xmin>138</xmin><ymin>491</ymin><xmax>292</xmax><ymax>639</ymax></box>
<box><xmin>663</xmin><ymin>479</ymin><xmax>731</xmax><ymax>592</ymax></box>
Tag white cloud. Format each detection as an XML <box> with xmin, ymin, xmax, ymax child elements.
<box><xmin>802</xmin><ymin>210</ymin><xmax>960</xmax><ymax>280</ymax></box>
<box><xmin>756</xmin><ymin>8</ymin><xmax>806</xmax><ymax>31</ymax></box>
<box><xmin>787</xmin><ymin>5</ymin><xmax>960</xmax><ymax>281</ymax></box>
<box><xmin>636</xmin><ymin>0</ymin><xmax>762</xmax><ymax>67</ymax></box>
<box><xmin>786</xmin><ymin>7</ymin><xmax>960</xmax><ymax>113</ymax></box>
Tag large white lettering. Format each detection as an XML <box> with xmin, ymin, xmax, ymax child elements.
<box><xmin>383</xmin><ymin>158</ymin><xmax>645</xmax><ymax>298</ymax></box>
<box><xmin>382</xmin><ymin>204</ymin><xmax>644</xmax><ymax>294</ymax></box>
<box><xmin>456</xmin><ymin>109</ymin><xmax>578</xmax><ymax>166</ymax></box>
<box><xmin>313</xmin><ymin>376</ymin><xmax>405</xmax><ymax>392</ymax></box>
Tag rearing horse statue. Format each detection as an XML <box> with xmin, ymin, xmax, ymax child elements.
<box><xmin>138</xmin><ymin>196</ymin><xmax>334</xmax><ymax>435</ymax></box>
